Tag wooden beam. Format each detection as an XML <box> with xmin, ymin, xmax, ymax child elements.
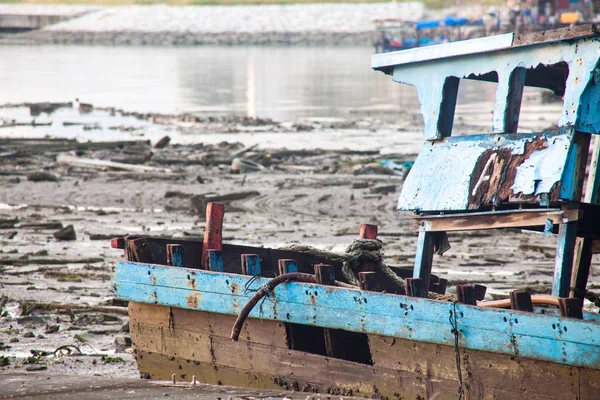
<box><xmin>404</xmin><ymin>278</ymin><xmax>427</xmax><ymax>298</ymax></box>
<box><xmin>412</xmin><ymin>231</ymin><xmax>435</xmax><ymax>292</ymax></box>
<box><xmin>241</xmin><ymin>254</ymin><xmax>261</xmax><ymax>276</ymax></box>
<box><xmin>553</xmin><ymin>222</ymin><xmax>579</xmax><ymax>298</ymax></box>
<box><xmin>558</xmin><ymin>297</ymin><xmax>584</xmax><ymax>319</ymax></box>
<box><xmin>358</xmin><ymin>224</ymin><xmax>377</xmax><ymax>272</ymax></box>
<box><xmin>457</xmin><ymin>285</ymin><xmax>476</xmax><ymax>305</ymax></box>
<box><xmin>437</xmin><ymin>76</ymin><xmax>460</xmax><ymax>138</ymax></box>
<box><xmin>416</xmin><ymin>208</ymin><xmax>579</xmax><ymax>233</ymax></box>
<box><xmin>572</xmin><ymin>135</ymin><xmax>600</xmax><ymax>297</ymax></box>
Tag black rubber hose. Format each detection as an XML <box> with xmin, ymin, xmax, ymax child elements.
<box><xmin>230</xmin><ymin>273</ymin><xmax>356</xmax><ymax>341</ymax></box>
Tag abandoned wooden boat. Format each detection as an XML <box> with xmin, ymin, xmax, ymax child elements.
<box><xmin>113</xmin><ymin>26</ymin><xmax>600</xmax><ymax>399</ymax></box>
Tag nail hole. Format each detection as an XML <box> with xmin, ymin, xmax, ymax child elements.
<box><xmin>552</xmin><ymin>324</ymin><xmax>556</xmax><ymax>329</ymax></box>
<box><xmin>503</xmin><ymin>317</ymin><xmax>508</xmax><ymax>322</ymax></box>
<box><xmin>515</xmin><ymin>319</ymin><xmax>518</xmax><ymax>324</ymax></box>
<box><xmin>564</xmin><ymin>326</ymin><xmax>568</xmax><ymax>332</ymax></box>
<box><xmin>147</xmin><ymin>271</ymin><xmax>151</xmax><ymax>275</ymax></box>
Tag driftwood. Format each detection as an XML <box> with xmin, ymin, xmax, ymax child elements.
<box><xmin>57</xmin><ymin>154</ymin><xmax>171</xmax><ymax>174</ymax></box>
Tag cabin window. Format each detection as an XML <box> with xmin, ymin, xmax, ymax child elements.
<box><xmin>452</xmin><ymin>72</ymin><xmax>499</xmax><ymax>136</ymax></box>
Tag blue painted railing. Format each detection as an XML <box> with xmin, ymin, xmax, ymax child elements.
<box><xmin>114</xmin><ymin>261</ymin><xmax>600</xmax><ymax>370</ymax></box>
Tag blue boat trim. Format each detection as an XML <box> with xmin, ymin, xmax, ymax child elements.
<box><xmin>115</xmin><ymin>261</ymin><xmax>600</xmax><ymax>370</ymax></box>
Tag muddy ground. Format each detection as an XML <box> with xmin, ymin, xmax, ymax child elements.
<box><xmin>0</xmin><ymin>102</ymin><xmax>598</xmax><ymax>391</ymax></box>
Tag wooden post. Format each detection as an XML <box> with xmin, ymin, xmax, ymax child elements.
<box><xmin>201</xmin><ymin>202</ymin><xmax>224</xmax><ymax>270</ymax></box>
<box><xmin>110</xmin><ymin>237</ymin><xmax>125</xmax><ymax>249</ymax></box>
<box><xmin>358</xmin><ymin>224</ymin><xmax>377</xmax><ymax>272</ymax></box>
<box><xmin>498</xmin><ymin>66</ymin><xmax>526</xmax><ymax>134</ymax></box>
<box><xmin>166</xmin><ymin>244</ymin><xmax>185</xmax><ymax>267</ymax></box>
<box><xmin>558</xmin><ymin>297</ymin><xmax>584</xmax><ymax>319</ymax></box>
<box><xmin>404</xmin><ymin>278</ymin><xmax>427</xmax><ymax>298</ymax></box>
<box><xmin>359</xmin><ymin>271</ymin><xmax>380</xmax><ymax>291</ymax></box>
<box><xmin>473</xmin><ymin>284</ymin><xmax>487</xmax><ymax>301</ymax></box>
<box><xmin>128</xmin><ymin>238</ymin><xmax>153</xmax><ymax>263</ymax></box>
<box><xmin>278</xmin><ymin>259</ymin><xmax>298</xmax><ymax>274</ymax></box>
<box><xmin>510</xmin><ymin>290</ymin><xmax>533</xmax><ymax>312</ymax></box>
<box><xmin>572</xmin><ymin>135</ymin><xmax>600</xmax><ymax>298</ymax></box>
<box><xmin>412</xmin><ymin>231</ymin><xmax>435</xmax><ymax>293</ymax></box>
<box><xmin>437</xmin><ymin>76</ymin><xmax>460</xmax><ymax>138</ymax></box>
<box><xmin>456</xmin><ymin>285</ymin><xmax>477</xmax><ymax>305</ymax></box>
<box><xmin>553</xmin><ymin>222</ymin><xmax>579</xmax><ymax>298</ymax></box>
<box><xmin>314</xmin><ymin>264</ymin><xmax>335</xmax><ymax>286</ymax></box>
<box><xmin>241</xmin><ymin>254</ymin><xmax>261</xmax><ymax>276</ymax></box>
<box><xmin>436</xmin><ymin>278</ymin><xmax>448</xmax><ymax>295</ymax></box>
<box><xmin>207</xmin><ymin>249</ymin><xmax>224</xmax><ymax>272</ymax></box>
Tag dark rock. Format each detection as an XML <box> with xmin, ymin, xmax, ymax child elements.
<box><xmin>54</xmin><ymin>225</ymin><xmax>76</xmax><ymax>241</ymax></box>
<box><xmin>154</xmin><ymin>136</ymin><xmax>171</xmax><ymax>149</ymax></box>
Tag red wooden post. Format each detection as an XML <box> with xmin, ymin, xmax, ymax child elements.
<box><xmin>510</xmin><ymin>290</ymin><xmax>533</xmax><ymax>312</ymax></box>
<box><xmin>358</xmin><ymin>224</ymin><xmax>377</xmax><ymax>272</ymax></box>
<box><xmin>201</xmin><ymin>202</ymin><xmax>224</xmax><ymax>269</ymax></box>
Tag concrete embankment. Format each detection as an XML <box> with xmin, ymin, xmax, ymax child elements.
<box><xmin>0</xmin><ymin>3</ymin><xmax>425</xmax><ymax>46</ymax></box>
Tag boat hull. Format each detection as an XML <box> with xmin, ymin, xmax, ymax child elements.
<box><xmin>129</xmin><ymin>301</ymin><xmax>600</xmax><ymax>399</ymax></box>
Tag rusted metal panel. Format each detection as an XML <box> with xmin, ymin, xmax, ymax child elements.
<box><xmin>398</xmin><ymin>130</ymin><xmax>573</xmax><ymax>211</ymax></box>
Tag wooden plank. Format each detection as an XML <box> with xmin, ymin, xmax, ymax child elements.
<box><xmin>128</xmin><ymin>302</ymin><xmax>288</xmax><ymax>349</ymax></box>
<box><xmin>201</xmin><ymin>202</ymin><xmax>224</xmax><ymax>269</ymax></box>
<box><xmin>129</xmin><ymin>302</ymin><xmax>600</xmax><ymax>399</ymax></box>
<box><xmin>115</xmin><ymin>263</ymin><xmax>600</xmax><ymax>369</ymax></box>
<box><xmin>416</xmin><ymin>208</ymin><xmax>579</xmax><ymax>233</ymax></box>
<box><xmin>368</xmin><ymin>334</ymin><xmax>587</xmax><ymax>400</ymax></box>
<box><xmin>512</xmin><ymin>24</ymin><xmax>599</xmax><ymax>47</ymax></box>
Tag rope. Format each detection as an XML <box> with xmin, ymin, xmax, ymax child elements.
<box><xmin>280</xmin><ymin>238</ymin><xmax>405</xmax><ymax>292</ymax></box>
<box><xmin>449</xmin><ymin>302</ymin><xmax>464</xmax><ymax>400</ymax></box>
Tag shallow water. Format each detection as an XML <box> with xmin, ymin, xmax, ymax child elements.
<box><xmin>0</xmin><ymin>44</ymin><xmax>562</xmax><ymax>147</ymax></box>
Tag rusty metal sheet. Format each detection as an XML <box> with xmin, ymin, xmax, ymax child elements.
<box><xmin>398</xmin><ymin>131</ymin><xmax>573</xmax><ymax>212</ymax></box>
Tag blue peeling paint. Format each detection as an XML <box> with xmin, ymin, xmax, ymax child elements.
<box><xmin>114</xmin><ymin>261</ymin><xmax>600</xmax><ymax>370</ymax></box>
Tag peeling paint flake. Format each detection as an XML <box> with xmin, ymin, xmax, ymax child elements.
<box><xmin>398</xmin><ymin>131</ymin><xmax>573</xmax><ymax>211</ymax></box>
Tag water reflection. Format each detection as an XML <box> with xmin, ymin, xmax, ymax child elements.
<box><xmin>0</xmin><ymin>44</ymin><xmax>541</xmax><ymax>124</ymax></box>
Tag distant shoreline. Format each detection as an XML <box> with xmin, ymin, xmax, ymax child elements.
<box><xmin>0</xmin><ymin>2</ymin><xmax>428</xmax><ymax>46</ymax></box>
<box><xmin>3</xmin><ymin>30</ymin><xmax>375</xmax><ymax>46</ymax></box>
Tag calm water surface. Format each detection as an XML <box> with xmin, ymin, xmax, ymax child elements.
<box><xmin>0</xmin><ymin>45</ymin><xmax>503</xmax><ymax>121</ymax></box>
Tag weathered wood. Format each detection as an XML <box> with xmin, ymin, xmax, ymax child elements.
<box><xmin>128</xmin><ymin>302</ymin><xmax>600</xmax><ymax>399</ymax></box>
<box><xmin>358</xmin><ymin>224</ymin><xmax>377</xmax><ymax>272</ymax></box>
<box><xmin>278</xmin><ymin>259</ymin><xmax>298</xmax><ymax>274</ymax></box>
<box><xmin>56</xmin><ymin>153</ymin><xmax>171</xmax><ymax>174</ymax></box>
<box><xmin>456</xmin><ymin>285</ymin><xmax>476</xmax><ymax>305</ymax></box>
<box><xmin>412</xmin><ymin>231</ymin><xmax>434</xmax><ymax>292</ymax></box>
<box><xmin>572</xmin><ymin>135</ymin><xmax>600</xmax><ymax>297</ymax></box>
<box><xmin>314</xmin><ymin>264</ymin><xmax>335</xmax><ymax>286</ymax></box>
<box><xmin>201</xmin><ymin>202</ymin><xmax>224</xmax><ymax>269</ymax></box>
<box><xmin>509</xmin><ymin>290</ymin><xmax>533</xmax><ymax>312</ymax></box>
<box><xmin>116</xmin><ymin>262</ymin><xmax>600</xmax><ymax>367</ymax></box>
<box><xmin>473</xmin><ymin>284</ymin><xmax>487</xmax><ymax>301</ymax></box>
<box><xmin>437</xmin><ymin>76</ymin><xmax>459</xmax><ymax>138</ymax></box>
<box><xmin>166</xmin><ymin>244</ymin><xmax>184</xmax><ymax>267</ymax></box>
<box><xmin>127</xmin><ymin>238</ymin><xmax>153</xmax><ymax>263</ymax></box>
<box><xmin>435</xmin><ymin>278</ymin><xmax>448</xmax><ymax>294</ymax></box>
<box><xmin>416</xmin><ymin>208</ymin><xmax>579</xmax><ymax>233</ymax></box>
<box><xmin>404</xmin><ymin>278</ymin><xmax>427</xmax><ymax>298</ymax></box>
<box><xmin>111</xmin><ymin>237</ymin><xmax>125</xmax><ymax>249</ymax></box>
<box><xmin>207</xmin><ymin>249</ymin><xmax>224</xmax><ymax>272</ymax></box>
<box><xmin>358</xmin><ymin>271</ymin><xmax>380</xmax><ymax>291</ymax></box>
<box><xmin>512</xmin><ymin>24</ymin><xmax>599</xmax><ymax>47</ymax></box>
<box><xmin>558</xmin><ymin>297</ymin><xmax>584</xmax><ymax>319</ymax></box>
<box><xmin>553</xmin><ymin>222</ymin><xmax>579</xmax><ymax>298</ymax></box>
<box><xmin>500</xmin><ymin>66</ymin><xmax>526</xmax><ymax>134</ymax></box>
<box><xmin>240</xmin><ymin>254</ymin><xmax>260</xmax><ymax>275</ymax></box>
